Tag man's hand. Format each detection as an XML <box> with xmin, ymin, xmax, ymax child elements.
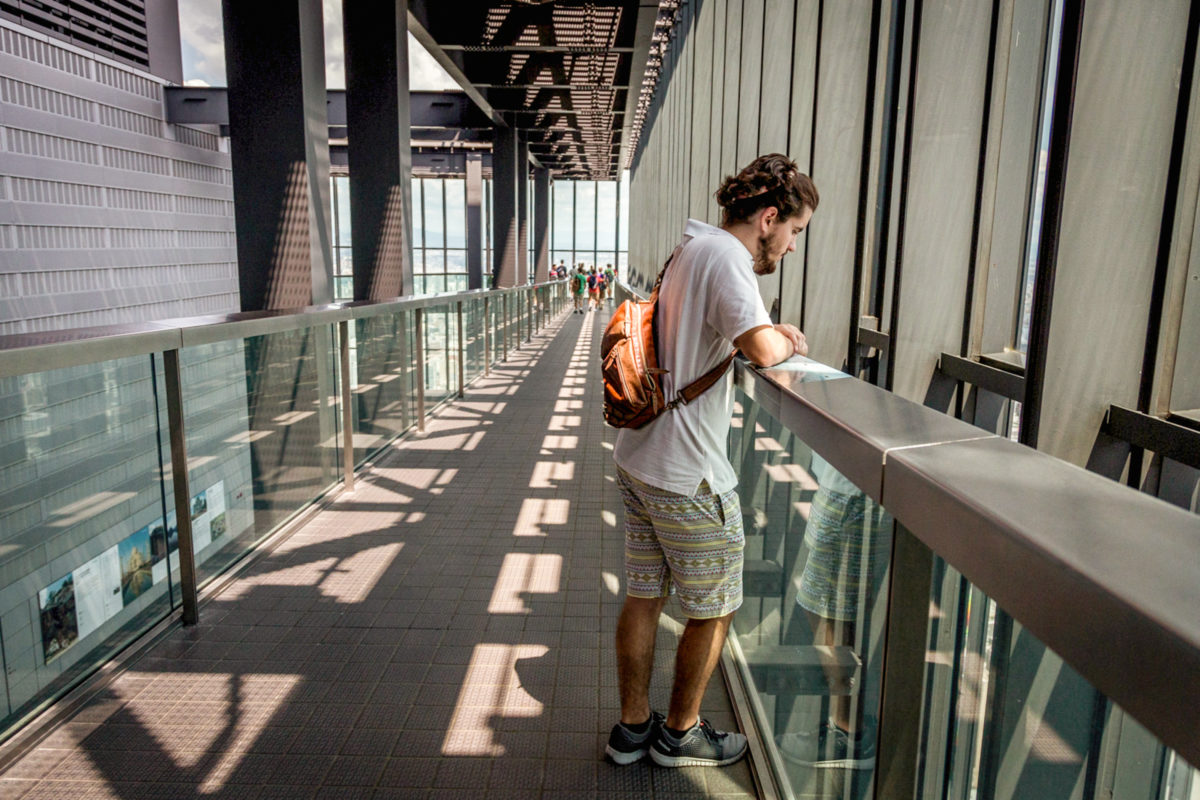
<box><xmin>773</xmin><ymin>324</ymin><xmax>808</xmax><ymax>357</ymax></box>
<box><xmin>735</xmin><ymin>324</ymin><xmax>810</xmax><ymax>367</ymax></box>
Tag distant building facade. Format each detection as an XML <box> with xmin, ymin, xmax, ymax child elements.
<box><xmin>0</xmin><ymin>7</ymin><xmax>238</xmax><ymax>335</ymax></box>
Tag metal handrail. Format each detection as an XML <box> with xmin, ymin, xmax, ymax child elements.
<box><xmin>0</xmin><ymin>280</ymin><xmax>566</xmax><ymax>379</ymax></box>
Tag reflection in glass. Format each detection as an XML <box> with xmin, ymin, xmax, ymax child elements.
<box><xmin>180</xmin><ymin>326</ymin><xmax>340</xmax><ymax>586</ymax></box>
<box><xmin>729</xmin><ymin>391</ymin><xmax>892</xmax><ymax>798</ymax></box>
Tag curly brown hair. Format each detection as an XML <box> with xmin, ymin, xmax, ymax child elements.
<box><xmin>715</xmin><ymin>154</ymin><xmax>819</xmax><ymax>226</ymax></box>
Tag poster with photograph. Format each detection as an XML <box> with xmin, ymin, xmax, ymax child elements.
<box><xmin>118</xmin><ymin>524</ymin><xmax>158</xmax><ymax>607</ymax></box>
<box><xmin>149</xmin><ymin>515</ymin><xmax>170</xmax><ymax>584</ymax></box>
<box><xmin>191</xmin><ymin>487</ymin><xmax>212</xmax><ymax>552</ymax></box>
<box><xmin>39</xmin><ymin>573</ymin><xmax>78</xmax><ymax>664</ymax></box>
<box><xmin>73</xmin><ymin>546</ymin><xmax>122</xmax><ymax>640</ymax></box>
<box><xmin>207</xmin><ymin>481</ymin><xmax>227</xmax><ymax>542</ymax></box>
<box><xmin>190</xmin><ymin>481</ymin><xmax>225</xmax><ymax>553</ymax></box>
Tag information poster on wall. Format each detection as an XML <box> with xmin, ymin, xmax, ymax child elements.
<box><xmin>73</xmin><ymin>546</ymin><xmax>122</xmax><ymax>640</ymax></box>
<box><xmin>38</xmin><ymin>573</ymin><xmax>78</xmax><ymax>664</ymax></box>
<box><xmin>190</xmin><ymin>480</ymin><xmax>226</xmax><ymax>553</ymax></box>
<box><xmin>38</xmin><ymin>481</ymin><xmax>228</xmax><ymax>664</ymax></box>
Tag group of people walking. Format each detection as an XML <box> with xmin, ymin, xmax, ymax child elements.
<box><xmin>565</xmin><ymin>262</ymin><xmax>616</xmax><ymax>313</ymax></box>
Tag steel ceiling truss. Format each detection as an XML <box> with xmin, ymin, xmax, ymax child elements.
<box><xmin>409</xmin><ymin>0</ymin><xmax>652</xmax><ymax>180</ymax></box>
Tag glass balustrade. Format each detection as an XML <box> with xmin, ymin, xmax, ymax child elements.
<box><xmin>728</xmin><ymin>385</ymin><xmax>893</xmax><ymax>799</ymax></box>
<box><xmin>727</xmin><ymin>377</ymin><xmax>1197</xmax><ymax>800</ymax></box>
<box><xmin>0</xmin><ymin>281</ymin><xmax>566</xmax><ymax>745</ymax></box>
<box><xmin>177</xmin><ymin>324</ymin><xmax>341</xmax><ymax>587</ymax></box>
<box><xmin>0</xmin><ymin>356</ymin><xmax>176</xmax><ymax>735</ymax></box>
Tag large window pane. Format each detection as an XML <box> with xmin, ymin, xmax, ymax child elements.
<box><xmin>619</xmin><ymin>172</ymin><xmax>630</xmax><ymax>251</ymax></box>
<box><xmin>597</xmin><ymin>181</ymin><xmax>617</xmax><ymax>252</ymax></box>
<box><xmin>445</xmin><ymin>179</ymin><xmax>466</xmax><ymax>248</ymax></box>
<box><xmin>446</xmin><ymin>250</ymin><xmax>467</xmax><ymax>273</ymax></box>
<box><xmin>424</xmin><ymin>249</ymin><xmax>445</xmax><ymax>275</ymax></box>
<box><xmin>411</xmin><ymin>180</ymin><xmax>424</xmax><ymax>250</ymax></box>
<box><xmin>553</xmin><ymin>181</ymin><xmax>574</xmax><ymax>251</ymax></box>
<box><xmin>423</xmin><ymin>179</ymin><xmax>445</xmax><ymax>248</ymax></box>
<box><xmin>335</xmin><ymin>176</ymin><xmax>352</xmax><ymax>248</ymax></box>
<box><xmin>575</xmin><ymin>181</ymin><xmax>596</xmax><ymax>255</ymax></box>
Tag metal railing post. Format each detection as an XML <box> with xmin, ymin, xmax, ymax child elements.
<box><xmin>484</xmin><ymin>296</ymin><xmax>491</xmax><ymax>375</ymax></box>
<box><xmin>162</xmin><ymin>349</ymin><xmax>199</xmax><ymax>626</ymax></box>
<box><xmin>415</xmin><ymin>308</ymin><xmax>426</xmax><ymax>432</ymax></box>
<box><xmin>456</xmin><ymin>300</ymin><xmax>465</xmax><ymax>397</ymax></box>
<box><xmin>502</xmin><ymin>293</ymin><xmax>509</xmax><ymax>361</ymax></box>
<box><xmin>338</xmin><ymin>320</ymin><xmax>355</xmax><ymax>492</ymax></box>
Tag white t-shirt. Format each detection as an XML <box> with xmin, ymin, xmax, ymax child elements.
<box><xmin>613</xmin><ymin>219</ymin><xmax>773</xmax><ymax>496</ymax></box>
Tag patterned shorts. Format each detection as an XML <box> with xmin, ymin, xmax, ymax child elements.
<box><xmin>616</xmin><ymin>467</ymin><xmax>744</xmax><ymax>619</ymax></box>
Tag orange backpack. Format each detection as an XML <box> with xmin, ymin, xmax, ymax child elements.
<box><xmin>600</xmin><ymin>254</ymin><xmax>736</xmax><ymax>429</ymax></box>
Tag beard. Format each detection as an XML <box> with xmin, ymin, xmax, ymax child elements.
<box><xmin>752</xmin><ymin>236</ymin><xmax>779</xmax><ymax>275</ymax></box>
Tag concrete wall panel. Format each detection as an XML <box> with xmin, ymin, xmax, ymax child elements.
<box><xmin>800</xmin><ymin>0</ymin><xmax>872</xmax><ymax>367</ymax></box>
<box><xmin>1039</xmin><ymin>0</ymin><xmax>1189</xmax><ymax>463</ymax></box>
<box><xmin>890</xmin><ymin>1</ymin><xmax>992</xmax><ymax>403</ymax></box>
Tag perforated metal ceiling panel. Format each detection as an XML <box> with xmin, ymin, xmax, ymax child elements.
<box><xmin>409</xmin><ymin>0</ymin><xmax>658</xmax><ymax>180</ymax></box>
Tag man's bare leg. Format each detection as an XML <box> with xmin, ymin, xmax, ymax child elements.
<box><xmin>616</xmin><ymin>595</ymin><xmax>668</xmax><ymax>725</ymax></box>
<box><xmin>665</xmin><ymin>612</ymin><xmax>733</xmax><ymax>731</ymax></box>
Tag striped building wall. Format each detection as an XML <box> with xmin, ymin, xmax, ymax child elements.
<box><xmin>0</xmin><ymin>16</ymin><xmax>238</xmax><ymax>336</ymax></box>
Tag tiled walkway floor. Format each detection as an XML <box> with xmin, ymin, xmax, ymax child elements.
<box><xmin>0</xmin><ymin>305</ymin><xmax>759</xmax><ymax>799</ymax></box>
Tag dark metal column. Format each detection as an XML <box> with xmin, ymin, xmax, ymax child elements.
<box><xmin>466</xmin><ymin>152</ymin><xmax>484</xmax><ymax>289</ymax></box>
<box><xmin>492</xmin><ymin>124</ymin><xmax>519</xmax><ymax>287</ymax></box>
<box><xmin>343</xmin><ymin>0</ymin><xmax>413</xmax><ymax>300</ymax></box>
<box><xmin>516</xmin><ymin>136</ymin><xmax>530</xmax><ymax>284</ymax></box>
<box><xmin>533</xmin><ymin>168</ymin><xmax>550</xmax><ymax>283</ymax></box>
<box><xmin>222</xmin><ymin>0</ymin><xmax>333</xmax><ymax>310</ymax></box>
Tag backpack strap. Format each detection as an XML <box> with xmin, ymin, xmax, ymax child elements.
<box><xmin>650</xmin><ymin>244</ymin><xmax>739</xmax><ymax>412</ymax></box>
<box><xmin>665</xmin><ymin>350</ymin><xmax>738</xmax><ymax>411</ymax></box>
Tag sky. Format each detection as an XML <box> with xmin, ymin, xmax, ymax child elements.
<box><xmin>177</xmin><ymin>0</ymin><xmax>459</xmax><ymax>90</ymax></box>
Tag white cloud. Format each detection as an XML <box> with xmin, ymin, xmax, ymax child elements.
<box><xmin>178</xmin><ymin>0</ymin><xmax>459</xmax><ymax>92</ymax></box>
<box><xmin>178</xmin><ymin>0</ymin><xmax>225</xmax><ymax>86</ymax></box>
<box><xmin>407</xmin><ymin>33</ymin><xmax>460</xmax><ymax>91</ymax></box>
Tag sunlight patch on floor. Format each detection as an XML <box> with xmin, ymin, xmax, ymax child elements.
<box><xmin>488</xmin><ymin>553</ymin><xmax>562</xmax><ymax>613</ymax></box>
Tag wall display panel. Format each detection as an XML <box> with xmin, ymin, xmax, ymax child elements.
<box><xmin>889</xmin><ymin>1</ymin><xmax>993</xmax><ymax>403</ymax></box>
<box><xmin>798</xmin><ymin>0</ymin><xmax>873</xmax><ymax>368</ymax></box>
<box><xmin>736</xmin><ymin>0</ymin><xmax>765</xmax><ymax>169</ymax></box>
<box><xmin>978</xmin><ymin>0</ymin><xmax>1055</xmax><ymax>355</ymax></box>
<box><xmin>1039</xmin><ymin>0</ymin><xmax>1189</xmax><ymax>464</ymax></box>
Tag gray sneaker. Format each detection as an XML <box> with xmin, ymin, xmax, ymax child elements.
<box><xmin>650</xmin><ymin>718</ymin><xmax>748</xmax><ymax>767</ymax></box>
<box><xmin>605</xmin><ymin>711</ymin><xmax>665</xmax><ymax>765</ymax></box>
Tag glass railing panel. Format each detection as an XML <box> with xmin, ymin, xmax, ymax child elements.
<box><xmin>177</xmin><ymin>324</ymin><xmax>341</xmax><ymax>586</ymax></box>
<box><xmin>917</xmin><ymin>558</ymin><xmax>1197</xmax><ymax>800</ymax></box>
<box><xmin>350</xmin><ymin>310</ymin><xmax>415</xmax><ymax>465</ymax></box>
<box><xmin>729</xmin><ymin>386</ymin><xmax>894</xmax><ymax>799</ymax></box>
<box><xmin>422</xmin><ymin>304</ymin><xmax>454</xmax><ymax>407</ymax></box>
<box><xmin>464</xmin><ymin>299</ymin><xmax>485</xmax><ymax>385</ymax></box>
<box><xmin>0</xmin><ymin>356</ymin><xmax>175</xmax><ymax>736</ymax></box>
